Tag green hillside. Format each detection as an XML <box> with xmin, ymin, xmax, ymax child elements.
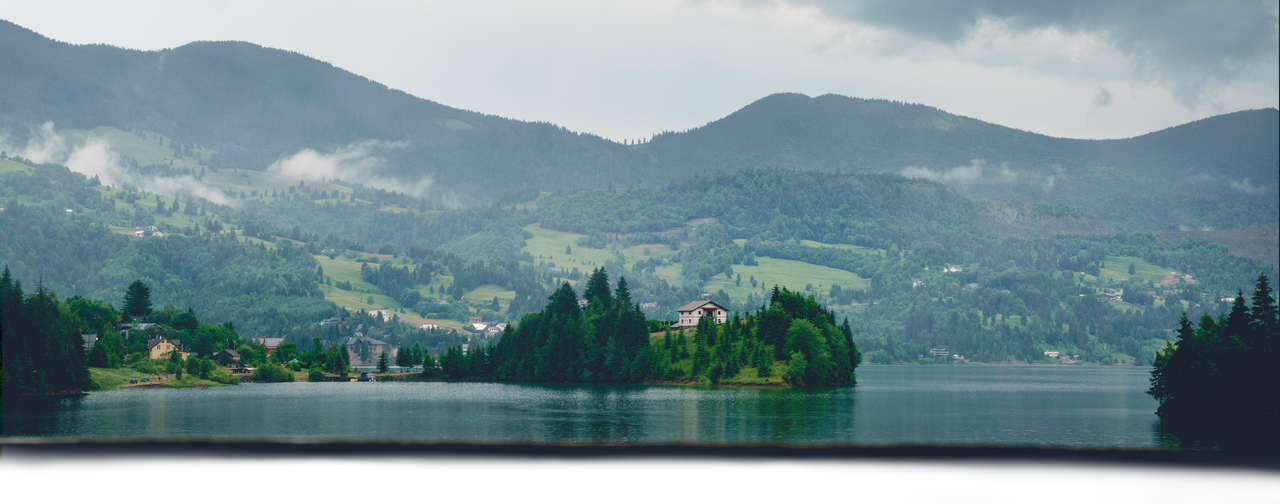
<box><xmin>2</xmin><ymin>20</ymin><xmax>1276</xmax><ymax>231</ymax></box>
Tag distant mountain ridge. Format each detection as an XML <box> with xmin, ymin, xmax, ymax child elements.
<box><xmin>1</xmin><ymin>19</ymin><xmax>1276</xmax><ymax>231</ymax></box>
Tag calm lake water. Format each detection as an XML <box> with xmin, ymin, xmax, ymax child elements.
<box><xmin>3</xmin><ymin>365</ymin><xmax>1188</xmax><ymax>448</ymax></box>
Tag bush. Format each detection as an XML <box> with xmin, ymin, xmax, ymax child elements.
<box><xmin>252</xmin><ymin>363</ymin><xmax>295</xmax><ymax>382</ymax></box>
<box><xmin>124</xmin><ymin>352</ymin><xmax>147</xmax><ymax>365</ymax></box>
<box><xmin>308</xmin><ymin>369</ymin><xmax>326</xmax><ymax>382</ymax></box>
<box><xmin>129</xmin><ymin>360</ymin><xmax>158</xmax><ymax>374</ymax></box>
<box><xmin>207</xmin><ymin>367</ymin><xmax>241</xmax><ymax>385</ymax></box>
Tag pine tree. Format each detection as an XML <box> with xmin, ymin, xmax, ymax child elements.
<box><xmin>123</xmin><ymin>280</ymin><xmax>152</xmax><ymax>318</ymax></box>
<box><xmin>583</xmin><ymin>267</ymin><xmax>611</xmax><ymax>311</ymax></box>
<box><xmin>615</xmin><ymin>276</ymin><xmax>631</xmax><ymax>307</ymax></box>
<box><xmin>377</xmin><ymin>350</ymin><xmax>389</xmax><ymax>373</ymax></box>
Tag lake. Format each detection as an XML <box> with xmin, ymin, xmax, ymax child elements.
<box><xmin>2</xmin><ymin>365</ymin><xmax>1187</xmax><ymax>448</ymax></box>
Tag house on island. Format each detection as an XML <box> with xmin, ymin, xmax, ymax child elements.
<box><xmin>671</xmin><ymin>300</ymin><xmax>728</xmax><ymax>329</ymax></box>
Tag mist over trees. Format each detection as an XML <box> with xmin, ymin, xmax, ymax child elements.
<box><xmin>1</xmin><ymin>20</ymin><xmax>1275</xmax><ymax>232</ymax></box>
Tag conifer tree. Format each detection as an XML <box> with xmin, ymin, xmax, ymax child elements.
<box><xmin>123</xmin><ymin>280</ymin><xmax>152</xmax><ymax>318</ymax></box>
<box><xmin>377</xmin><ymin>350</ymin><xmax>389</xmax><ymax>373</ymax></box>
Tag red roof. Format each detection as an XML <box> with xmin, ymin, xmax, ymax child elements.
<box><xmin>677</xmin><ymin>300</ymin><xmax>726</xmax><ymax>313</ymax></box>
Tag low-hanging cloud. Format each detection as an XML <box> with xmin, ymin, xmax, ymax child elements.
<box><xmin>1228</xmin><ymin>177</ymin><xmax>1268</xmax><ymax>194</ymax></box>
<box><xmin>17</xmin><ymin>122</ymin><xmax>69</xmax><ymax>164</ymax></box>
<box><xmin>2</xmin><ymin>123</ymin><xmax>229</xmax><ymax>205</ymax></box>
<box><xmin>270</xmin><ymin>140</ymin><xmax>436</xmax><ymax>197</ymax></box>
<box><xmin>900</xmin><ymin>159</ymin><xmax>1017</xmax><ymax>189</ymax></box>
<box><xmin>740</xmin><ymin>0</ymin><xmax>1280</xmax><ymax>107</ymax></box>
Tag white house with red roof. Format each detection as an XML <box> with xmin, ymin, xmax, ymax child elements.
<box><xmin>672</xmin><ymin>300</ymin><xmax>728</xmax><ymax>329</ymax></box>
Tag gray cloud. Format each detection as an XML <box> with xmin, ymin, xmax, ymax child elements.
<box><xmin>1093</xmin><ymin>87</ymin><xmax>1112</xmax><ymax>107</ymax></box>
<box><xmin>754</xmin><ymin>0</ymin><xmax>1280</xmax><ymax>106</ymax></box>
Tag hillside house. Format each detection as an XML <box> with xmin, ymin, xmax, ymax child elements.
<box><xmin>81</xmin><ymin>333</ymin><xmax>98</xmax><ymax>351</ymax></box>
<box><xmin>671</xmin><ymin>300</ymin><xmax>728</xmax><ymax>329</ymax></box>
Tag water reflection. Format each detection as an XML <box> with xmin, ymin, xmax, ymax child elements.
<box><xmin>3</xmin><ymin>366</ymin><xmax>1175</xmax><ymax>448</ymax></box>
<box><xmin>1153</xmin><ymin>416</ymin><xmax>1277</xmax><ymax>451</ymax></box>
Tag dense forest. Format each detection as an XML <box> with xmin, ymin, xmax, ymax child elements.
<box><xmin>3</xmin><ymin>151</ymin><xmax>1275</xmax><ymax>367</ymax></box>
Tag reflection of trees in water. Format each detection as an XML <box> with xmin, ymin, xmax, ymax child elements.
<box><xmin>2</xmin><ymin>394</ymin><xmax>86</xmax><ymax>436</ymax></box>
<box><xmin>519</xmin><ymin>384</ymin><xmax>856</xmax><ymax>445</ymax></box>
<box><xmin>741</xmin><ymin>389</ymin><xmax>855</xmax><ymax>445</ymax></box>
<box><xmin>1153</xmin><ymin>417</ymin><xmax>1277</xmax><ymax>451</ymax></box>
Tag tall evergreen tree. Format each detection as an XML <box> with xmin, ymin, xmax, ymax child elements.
<box><xmin>123</xmin><ymin>279</ymin><xmax>152</xmax><ymax>318</ymax></box>
<box><xmin>583</xmin><ymin>267</ymin><xmax>612</xmax><ymax>312</ymax></box>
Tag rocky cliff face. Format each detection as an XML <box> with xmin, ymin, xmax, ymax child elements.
<box><xmin>981</xmin><ymin>201</ymin><xmax>1113</xmax><ymax>237</ymax></box>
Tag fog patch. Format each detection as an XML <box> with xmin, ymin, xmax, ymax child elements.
<box><xmin>900</xmin><ymin>159</ymin><xmax>1017</xmax><ymax>189</ymax></box>
<box><xmin>1042</xmin><ymin>176</ymin><xmax>1056</xmax><ymax>195</ymax></box>
<box><xmin>18</xmin><ymin>122</ymin><xmax>69</xmax><ymax>164</ymax></box>
<box><xmin>3</xmin><ymin>122</ymin><xmax>229</xmax><ymax>205</ymax></box>
<box><xmin>1228</xmin><ymin>177</ymin><xmax>1267</xmax><ymax>194</ymax></box>
<box><xmin>270</xmin><ymin>140</ymin><xmax>435</xmax><ymax>198</ymax></box>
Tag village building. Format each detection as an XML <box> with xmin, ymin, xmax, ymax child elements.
<box><xmin>215</xmin><ymin>350</ymin><xmax>241</xmax><ymax>365</ymax></box>
<box><xmin>252</xmin><ymin>337</ymin><xmax>285</xmax><ymax>356</ymax></box>
<box><xmin>347</xmin><ymin>336</ymin><xmax>389</xmax><ymax>366</ymax></box>
<box><xmin>81</xmin><ymin>333</ymin><xmax>98</xmax><ymax>351</ymax></box>
<box><xmin>148</xmin><ymin>337</ymin><xmax>187</xmax><ymax>360</ymax></box>
<box><xmin>319</xmin><ymin>317</ymin><xmax>344</xmax><ymax>325</ymax></box>
<box><xmin>671</xmin><ymin>300</ymin><xmax>728</xmax><ymax>329</ymax></box>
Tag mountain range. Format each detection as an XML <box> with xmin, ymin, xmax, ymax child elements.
<box><xmin>1</xmin><ymin>19</ymin><xmax>1276</xmax><ymax>232</ymax></box>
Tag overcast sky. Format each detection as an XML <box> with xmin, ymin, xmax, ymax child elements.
<box><xmin>2</xmin><ymin>0</ymin><xmax>1276</xmax><ymax>141</ymax></box>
